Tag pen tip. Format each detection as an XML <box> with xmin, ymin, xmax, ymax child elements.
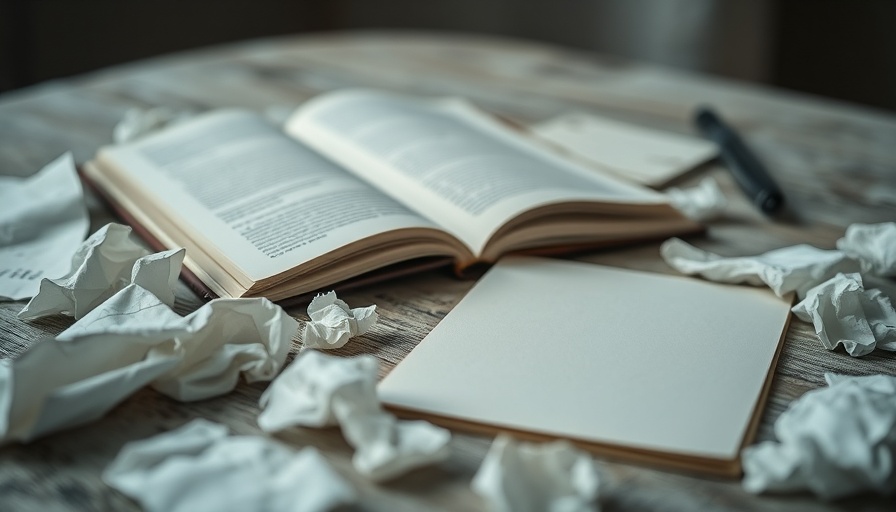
<box><xmin>693</xmin><ymin>106</ymin><xmax>718</xmax><ymax>129</ymax></box>
<box><xmin>758</xmin><ymin>191</ymin><xmax>785</xmax><ymax>215</ymax></box>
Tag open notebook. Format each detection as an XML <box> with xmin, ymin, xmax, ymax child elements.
<box><xmin>378</xmin><ymin>256</ymin><xmax>792</xmax><ymax>476</ymax></box>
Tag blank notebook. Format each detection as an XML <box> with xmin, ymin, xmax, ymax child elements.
<box><xmin>378</xmin><ymin>256</ymin><xmax>792</xmax><ymax>476</ymax></box>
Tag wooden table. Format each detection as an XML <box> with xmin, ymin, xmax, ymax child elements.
<box><xmin>2</xmin><ymin>31</ymin><xmax>895</xmax><ymax>511</ymax></box>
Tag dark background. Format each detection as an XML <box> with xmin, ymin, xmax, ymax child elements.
<box><xmin>1</xmin><ymin>0</ymin><xmax>894</xmax><ymax>112</ymax></box>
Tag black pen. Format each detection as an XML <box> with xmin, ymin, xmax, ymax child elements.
<box><xmin>694</xmin><ymin>107</ymin><xmax>785</xmax><ymax>215</ymax></box>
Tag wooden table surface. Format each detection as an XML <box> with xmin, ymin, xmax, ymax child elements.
<box><xmin>1</xmin><ymin>31</ymin><xmax>895</xmax><ymax>511</ymax></box>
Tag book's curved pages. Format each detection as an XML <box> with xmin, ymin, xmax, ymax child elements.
<box><xmin>83</xmin><ymin>89</ymin><xmax>700</xmax><ymax>301</ymax></box>
<box><xmin>378</xmin><ymin>257</ymin><xmax>793</xmax><ymax>477</ymax></box>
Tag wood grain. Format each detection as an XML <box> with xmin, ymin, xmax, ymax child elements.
<box><xmin>1</xmin><ymin>31</ymin><xmax>895</xmax><ymax>511</ymax></box>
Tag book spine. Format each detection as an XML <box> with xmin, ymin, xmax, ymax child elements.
<box><xmin>77</xmin><ymin>166</ymin><xmax>218</xmax><ymax>302</ymax></box>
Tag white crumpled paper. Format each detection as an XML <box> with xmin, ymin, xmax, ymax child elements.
<box><xmin>0</xmin><ymin>284</ymin><xmax>298</xmax><ymax>443</ymax></box>
<box><xmin>258</xmin><ymin>350</ymin><xmax>451</xmax><ymax>481</ymax></box>
<box><xmin>113</xmin><ymin>107</ymin><xmax>197</xmax><ymax>144</ymax></box>
<box><xmin>0</xmin><ymin>153</ymin><xmax>89</xmax><ymax>300</ymax></box>
<box><xmin>742</xmin><ymin>373</ymin><xmax>896</xmax><ymax>499</ymax></box>
<box><xmin>472</xmin><ymin>434</ymin><xmax>600</xmax><ymax>512</ymax></box>
<box><xmin>662</xmin><ymin>223</ymin><xmax>896</xmax><ymax>356</ymax></box>
<box><xmin>792</xmin><ymin>273</ymin><xmax>896</xmax><ymax>357</ymax></box>
<box><xmin>665</xmin><ymin>177</ymin><xmax>727</xmax><ymax>221</ymax></box>
<box><xmin>302</xmin><ymin>291</ymin><xmax>378</xmax><ymax>350</ymax></box>
<box><xmin>18</xmin><ymin>223</ymin><xmax>184</xmax><ymax>320</ymax></box>
<box><xmin>103</xmin><ymin>419</ymin><xmax>355</xmax><ymax>512</ymax></box>
<box><xmin>836</xmin><ymin>222</ymin><xmax>896</xmax><ymax>277</ymax></box>
<box><xmin>147</xmin><ymin>295</ymin><xmax>296</xmax><ymax>402</ymax></box>
<box><xmin>660</xmin><ymin>238</ymin><xmax>862</xmax><ymax>299</ymax></box>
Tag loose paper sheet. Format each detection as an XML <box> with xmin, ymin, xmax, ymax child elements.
<box><xmin>742</xmin><ymin>373</ymin><xmax>896</xmax><ymax>499</ymax></box>
<box><xmin>258</xmin><ymin>350</ymin><xmax>451</xmax><ymax>481</ymax></box>
<box><xmin>665</xmin><ymin>177</ymin><xmax>727</xmax><ymax>221</ymax></box>
<box><xmin>113</xmin><ymin>107</ymin><xmax>197</xmax><ymax>144</ymax></box>
<box><xmin>471</xmin><ymin>434</ymin><xmax>600</xmax><ymax>512</ymax></box>
<box><xmin>836</xmin><ymin>222</ymin><xmax>896</xmax><ymax>277</ymax></box>
<box><xmin>792</xmin><ymin>273</ymin><xmax>896</xmax><ymax>356</ymax></box>
<box><xmin>103</xmin><ymin>419</ymin><xmax>355</xmax><ymax>512</ymax></box>
<box><xmin>531</xmin><ymin>112</ymin><xmax>716</xmax><ymax>187</ymax></box>
<box><xmin>660</xmin><ymin>238</ymin><xmax>863</xmax><ymax>299</ymax></box>
<box><xmin>0</xmin><ymin>153</ymin><xmax>89</xmax><ymax>300</ymax></box>
<box><xmin>19</xmin><ymin>223</ymin><xmax>184</xmax><ymax>320</ymax></box>
<box><xmin>302</xmin><ymin>291</ymin><xmax>378</xmax><ymax>350</ymax></box>
<box><xmin>0</xmin><ymin>285</ymin><xmax>298</xmax><ymax>444</ymax></box>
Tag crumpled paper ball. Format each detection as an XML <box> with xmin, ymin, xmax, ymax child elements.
<box><xmin>302</xmin><ymin>291</ymin><xmax>378</xmax><ymax>350</ymax></box>
<box><xmin>472</xmin><ymin>434</ymin><xmax>600</xmax><ymax>512</ymax></box>
<box><xmin>836</xmin><ymin>222</ymin><xmax>896</xmax><ymax>277</ymax></box>
<box><xmin>792</xmin><ymin>273</ymin><xmax>896</xmax><ymax>356</ymax></box>
<box><xmin>18</xmin><ymin>223</ymin><xmax>184</xmax><ymax>320</ymax></box>
<box><xmin>742</xmin><ymin>373</ymin><xmax>896</xmax><ymax>499</ymax></box>
<box><xmin>665</xmin><ymin>176</ymin><xmax>727</xmax><ymax>221</ymax></box>
<box><xmin>258</xmin><ymin>350</ymin><xmax>451</xmax><ymax>481</ymax></box>
<box><xmin>103</xmin><ymin>419</ymin><xmax>355</xmax><ymax>512</ymax></box>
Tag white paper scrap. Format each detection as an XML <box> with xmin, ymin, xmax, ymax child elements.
<box><xmin>472</xmin><ymin>434</ymin><xmax>600</xmax><ymax>512</ymax></box>
<box><xmin>742</xmin><ymin>373</ymin><xmax>896</xmax><ymax>499</ymax></box>
<box><xmin>665</xmin><ymin>177</ymin><xmax>727</xmax><ymax>221</ymax></box>
<box><xmin>792</xmin><ymin>273</ymin><xmax>896</xmax><ymax>357</ymax></box>
<box><xmin>0</xmin><ymin>153</ymin><xmax>89</xmax><ymax>300</ymax></box>
<box><xmin>836</xmin><ymin>222</ymin><xmax>896</xmax><ymax>277</ymax></box>
<box><xmin>660</xmin><ymin>238</ymin><xmax>863</xmax><ymax>299</ymax></box>
<box><xmin>302</xmin><ymin>291</ymin><xmax>378</xmax><ymax>350</ymax></box>
<box><xmin>531</xmin><ymin>112</ymin><xmax>716</xmax><ymax>187</ymax></box>
<box><xmin>103</xmin><ymin>419</ymin><xmax>355</xmax><ymax>512</ymax></box>
<box><xmin>0</xmin><ymin>284</ymin><xmax>298</xmax><ymax>443</ymax></box>
<box><xmin>258</xmin><ymin>351</ymin><xmax>451</xmax><ymax>481</ymax></box>
<box><xmin>19</xmin><ymin>223</ymin><xmax>185</xmax><ymax>320</ymax></box>
<box><xmin>113</xmin><ymin>107</ymin><xmax>197</xmax><ymax>144</ymax></box>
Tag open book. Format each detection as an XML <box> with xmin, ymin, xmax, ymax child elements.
<box><xmin>84</xmin><ymin>89</ymin><xmax>700</xmax><ymax>301</ymax></box>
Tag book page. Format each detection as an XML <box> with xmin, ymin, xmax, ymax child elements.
<box><xmin>98</xmin><ymin>110</ymin><xmax>443</xmax><ymax>282</ymax></box>
<box><xmin>286</xmin><ymin>90</ymin><xmax>668</xmax><ymax>256</ymax></box>
<box><xmin>379</xmin><ymin>257</ymin><xmax>792</xmax><ymax>469</ymax></box>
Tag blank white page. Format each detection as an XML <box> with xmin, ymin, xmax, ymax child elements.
<box><xmin>378</xmin><ymin>256</ymin><xmax>791</xmax><ymax>460</ymax></box>
<box><xmin>532</xmin><ymin>113</ymin><xmax>717</xmax><ymax>187</ymax></box>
